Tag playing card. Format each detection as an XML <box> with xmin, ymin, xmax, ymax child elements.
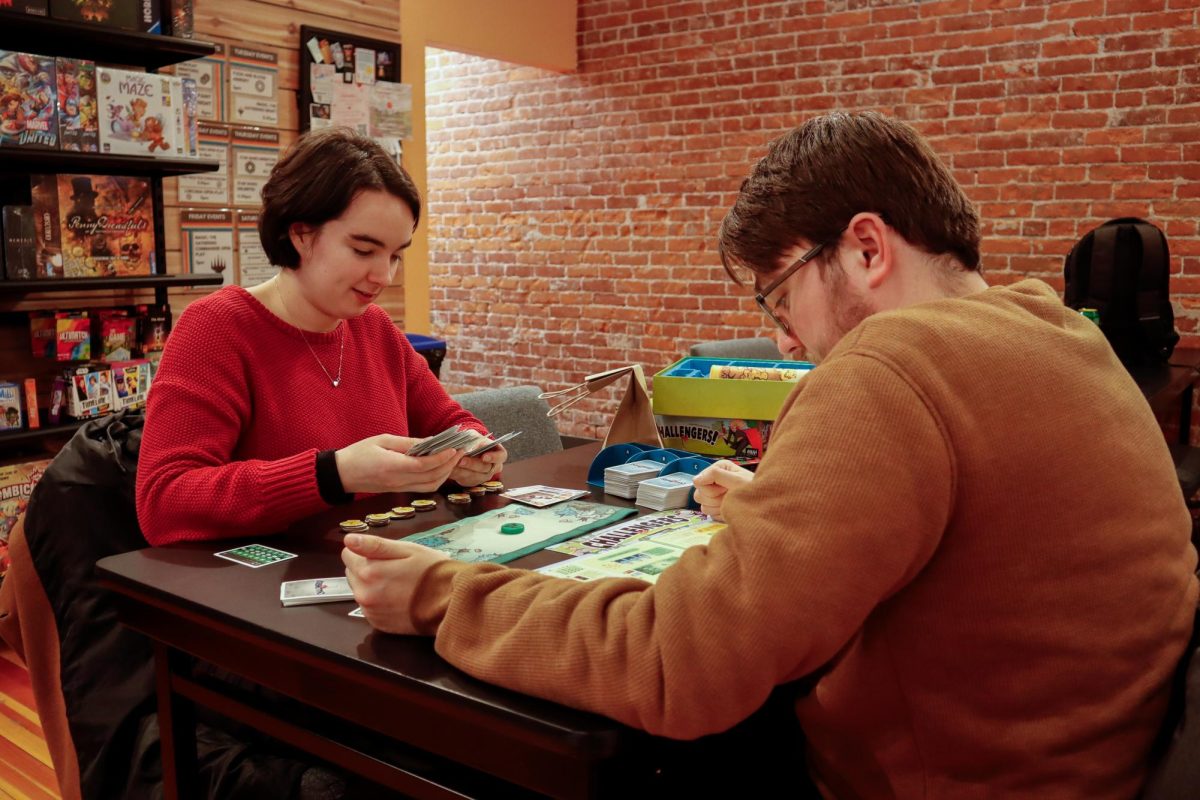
<box><xmin>215</xmin><ymin>543</ymin><xmax>298</xmax><ymax>568</ymax></box>
<box><xmin>464</xmin><ymin>430</ymin><xmax>522</xmax><ymax>457</ymax></box>
<box><xmin>408</xmin><ymin>425</ymin><xmax>480</xmax><ymax>457</ymax></box>
<box><xmin>349</xmin><ymin>606</ymin><xmax>365</xmax><ymax>617</ymax></box>
<box><xmin>500</xmin><ymin>485</ymin><xmax>590</xmax><ymax>508</ymax></box>
<box><xmin>280</xmin><ymin>576</ymin><xmax>355</xmax><ymax>606</ymax></box>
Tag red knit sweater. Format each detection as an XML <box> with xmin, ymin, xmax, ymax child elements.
<box><xmin>136</xmin><ymin>287</ymin><xmax>484</xmax><ymax>545</ymax></box>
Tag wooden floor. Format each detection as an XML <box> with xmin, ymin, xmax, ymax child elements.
<box><xmin>0</xmin><ymin>644</ymin><xmax>61</xmax><ymax>800</ymax></box>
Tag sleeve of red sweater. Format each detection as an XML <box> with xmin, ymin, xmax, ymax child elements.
<box><xmin>408</xmin><ymin>353</ymin><xmax>954</xmax><ymax>739</ymax></box>
<box><xmin>135</xmin><ymin>303</ymin><xmax>328</xmax><ymax>546</ymax></box>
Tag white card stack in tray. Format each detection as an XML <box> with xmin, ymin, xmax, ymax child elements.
<box><xmin>603</xmin><ymin>459</ymin><xmax>665</xmax><ymax>499</ymax></box>
<box><xmin>635</xmin><ymin>472</ymin><xmax>695</xmax><ymax>510</ymax></box>
<box><xmin>407</xmin><ymin>425</ymin><xmax>522</xmax><ymax>458</ymax></box>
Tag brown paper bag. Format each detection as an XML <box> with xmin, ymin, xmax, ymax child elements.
<box><xmin>539</xmin><ymin>365</ymin><xmax>663</xmax><ymax>449</ymax></box>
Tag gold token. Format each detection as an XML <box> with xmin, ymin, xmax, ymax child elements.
<box><xmin>467</xmin><ymin>486</ymin><xmax>487</xmax><ymax>496</ymax></box>
<box><xmin>365</xmin><ymin>513</ymin><xmax>391</xmax><ymax>526</ymax></box>
<box><xmin>482</xmin><ymin>481</ymin><xmax>504</xmax><ymax>493</ymax></box>
<box><xmin>447</xmin><ymin>493</ymin><xmax>471</xmax><ymax>505</ymax></box>
<box><xmin>390</xmin><ymin>506</ymin><xmax>416</xmax><ymax>519</ymax></box>
<box><xmin>339</xmin><ymin>519</ymin><xmax>368</xmax><ymax>532</ymax></box>
<box><xmin>411</xmin><ymin>499</ymin><xmax>437</xmax><ymax>511</ymax></box>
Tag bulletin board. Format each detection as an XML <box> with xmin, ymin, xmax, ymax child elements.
<box><xmin>297</xmin><ymin>25</ymin><xmax>409</xmax><ymax>143</ymax></box>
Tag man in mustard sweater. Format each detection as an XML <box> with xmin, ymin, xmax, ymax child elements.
<box><xmin>343</xmin><ymin>112</ymin><xmax>1198</xmax><ymax>798</ymax></box>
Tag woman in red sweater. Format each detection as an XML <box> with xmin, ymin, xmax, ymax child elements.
<box><xmin>136</xmin><ymin>128</ymin><xmax>506</xmax><ymax>546</ymax></box>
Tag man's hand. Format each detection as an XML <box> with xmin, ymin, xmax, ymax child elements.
<box><xmin>342</xmin><ymin>533</ymin><xmax>450</xmax><ymax>635</ymax></box>
<box><xmin>692</xmin><ymin>460</ymin><xmax>755</xmax><ymax>522</ymax></box>
<box><xmin>334</xmin><ymin>434</ymin><xmax>460</xmax><ymax>494</ymax></box>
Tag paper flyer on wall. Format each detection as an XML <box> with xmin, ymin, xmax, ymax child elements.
<box><xmin>546</xmin><ymin>508</ymin><xmax>707</xmax><ymax>556</ymax></box>
<box><xmin>181</xmin><ymin>209</ymin><xmax>235</xmax><ymax>287</ymax></box>
<box><xmin>400</xmin><ymin>501</ymin><xmax>637</xmax><ymax>564</ymax></box>
<box><xmin>231</xmin><ymin>126</ymin><xmax>279</xmax><ymax>206</ymax></box>
<box><xmin>331</xmin><ymin>80</ymin><xmax>369</xmax><ymax>136</ymax></box>
<box><xmin>236</xmin><ymin>210</ymin><xmax>273</xmax><ymax>287</ymax></box>
<box><xmin>537</xmin><ymin>516</ymin><xmax>726</xmax><ymax>584</ymax></box>
<box><xmin>228</xmin><ymin>45</ymin><xmax>278</xmax><ymax>126</ymax></box>
<box><xmin>178</xmin><ymin>123</ymin><xmax>231</xmax><ymax>205</ymax></box>
<box><xmin>174</xmin><ymin>43</ymin><xmax>226</xmax><ymax>121</ymax></box>
<box><xmin>369</xmin><ymin>82</ymin><xmax>412</xmax><ymax>140</ymax></box>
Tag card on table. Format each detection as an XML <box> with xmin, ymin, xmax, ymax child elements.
<box><xmin>349</xmin><ymin>606</ymin><xmax>365</xmax><ymax>618</ymax></box>
<box><xmin>214</xmin><ymin>543</ymin><xmax>298</xmax><ymax>568</ymax></box>
<box><xmin>500</xmin><ymin>484</ymin><xmax>590</xmax><ymax>508</ymax></box>
<box><xmin>280</xmin><ymin>576</ymin><xmax>355</xmax><ymax>606</ymax></box>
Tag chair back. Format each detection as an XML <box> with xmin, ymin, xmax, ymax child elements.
<box><xmin>689</xmin><ymin>338</ymin><xmax>784</xmax><ymax>360</ymax></box>
<box><xmin>453</xmin><ymin>385</ymin><xmax>564</xmax><ymax>463</ymax></box>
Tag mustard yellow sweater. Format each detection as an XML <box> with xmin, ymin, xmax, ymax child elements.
<box><xmin>412</xmin><ymin>280</ymin><xmax>1197</xmax><ymax>798</ymax></box>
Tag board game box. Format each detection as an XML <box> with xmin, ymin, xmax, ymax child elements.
<box><xmin>56</xmin><ymin>57</ymin><xmax>99</xmax><ymax>152</ymax></box>
<box><xmin>34</xmin><ymin>173</ymin><xmax>156</xmax><ymax>277</ymax></box>
<box><xmin>97</xmin><ymin>67</ymin><xmax>180</xmax><ymax>157</ymax></box>
<box><xmin>0</xmin><ymin>459</ymin><xmax>53</xmax><ymax>581</ymax></box>
<box><xmin>0</xmin><ymin>50</ymin><xmax>58</xmax><ymax>149</ymax></box>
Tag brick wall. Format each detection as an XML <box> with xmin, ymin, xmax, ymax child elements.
<box><xmin>426</xmin><ymin>0</ymin><xmax>1200</xmax><ymax>439</ymax></box>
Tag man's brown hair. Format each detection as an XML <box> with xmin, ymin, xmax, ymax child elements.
<box><xmin>258</xmin><ymin>127</ymin><xmax>421</xmax><ymax>268</ymax></box>
<box><xmin>718</xmin><ymin>112</ymin><xmax>980</xmax><ymax>281</ymax></box>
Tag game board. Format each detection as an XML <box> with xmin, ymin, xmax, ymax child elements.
<box><xmin>401</xmin><ymin>500</ymin><xmax>636</xmax><ymax>564</ymax></box>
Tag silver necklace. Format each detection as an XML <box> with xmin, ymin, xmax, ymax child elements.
<box><xmin>275</xmin><ymin>279</ymin><xmax>345</xmax><ymax>388</ymax></box>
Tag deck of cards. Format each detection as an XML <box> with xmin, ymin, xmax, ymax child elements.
<box><xmin>407</xmin><ymin>425</ymin><xmax>521</xmax><ymax>458</ymax></box>
<box><xmin>280</xmin><ymin>576</ymin><xmax>355</xmax><ymax>606</ymax></box>
<box><xmin>635</xmin><ymin>472</ymin><xmax>695</xmax><ymax>510</ymax></box>
<box><xmin>604</xmin><ymin>460</ymin><xmax>664</xmax><ymax>499</ymax></box>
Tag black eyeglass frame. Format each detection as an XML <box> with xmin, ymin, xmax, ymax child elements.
<box><xmin>753</xmin><ymin>235</ymin><xmax>836</xmax><ymax>335</ymax></box>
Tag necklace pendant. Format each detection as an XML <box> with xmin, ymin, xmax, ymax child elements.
<box><xmin>332</xmin><ymin>379</ymin><xmax>340</xmax><ymax>388</ymax></box>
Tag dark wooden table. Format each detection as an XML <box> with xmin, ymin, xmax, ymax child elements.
<box><xmin>96</xmin><ymin>445</ymin><xmax>800</xmax><ymax>799</ymax></box>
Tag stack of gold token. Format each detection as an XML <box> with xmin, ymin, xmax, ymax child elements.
<box><xmin>481</xmin><ymin>481</ymin><xmax>504</xmax><ymax>493</ymax></box>
<box><xmin>390</xmin><ymin>506</ymin><xmax>416</xmax><ymax>520</ymax></box>
<box><xmin>339</xmin><ymin>519</ymin><xmax>369</xmax><ymax>533</ymax></box>
<box><xmin>411</xmin><ymin>499</ymin><xmax>437</xmax><ymax>512</ymax></box>
<box><xmin>447</xmin><ymin>492</ymin><xmax>471</xmax><ymax>505</ymax></box>
<box><xmin>466</xmin><ymin>485</ymin><xmax>487</xmax><ymax>497</ymax></box>
<box><xmin>365</xmin><ymin>513</ymin><xmax>391</xmax><ymax>527</ymax></box>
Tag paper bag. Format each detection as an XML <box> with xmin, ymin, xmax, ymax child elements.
<box><xmin>539</xmin><ymin>365</ymin><xmax>663</xmax><ymax>449</ymax></box>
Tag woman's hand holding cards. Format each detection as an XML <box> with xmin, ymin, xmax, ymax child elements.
<box><xmin>342</xmin><ymin>534</ymin><xmax>449</xmax><ymax>635</ymax></box>
<box><xmin>450</xmin><ymin>441</ymin><xmax>508</xmax><ymax>487</ymax></box>
<box><xmin>335</xmin><ymin>433</ymin><xmax>462</xmax><ymax>494</ymax></box>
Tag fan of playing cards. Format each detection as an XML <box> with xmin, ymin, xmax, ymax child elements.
<box><xmin>407</xmin><ymin>425</ymin><xmax>522</xmax><ymax>458</ymax></box>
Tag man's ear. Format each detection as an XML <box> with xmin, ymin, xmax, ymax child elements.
<box><xmin>846</xmin><ymin>212</ymin><xmax>892</xmax><ymax>291</ymax></box>
<box><xmin>288</xmin><ymin>223</ymin><xmax>316</xmax><ymax>261</ymax></box>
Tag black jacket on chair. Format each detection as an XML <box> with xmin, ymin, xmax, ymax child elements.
<box><xmin>14</xmin><ymin>410</ymin><xmax>313</xmax><ymax>800</ymax></box>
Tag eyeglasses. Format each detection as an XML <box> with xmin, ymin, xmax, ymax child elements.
<box><xmin>753</xmin><ymin>236</ymin><xmax>835</xmax><ymax>336</ymax></box>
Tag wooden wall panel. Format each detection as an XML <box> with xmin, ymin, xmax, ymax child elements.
<box><xmin>243</xmin><ymin>0</ymin><xmax>398</xmax><ymax>34</ymax></box>
<box><xmin>194</xmin><ymin>2</ymin><xmax>397</xmax><ymax>54</ymax></box>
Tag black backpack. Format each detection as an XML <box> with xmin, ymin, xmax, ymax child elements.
<box><xmin>1064</xmin><ymin>217</ymin><xmax>1179</xmax><ymax>366</ymax></box>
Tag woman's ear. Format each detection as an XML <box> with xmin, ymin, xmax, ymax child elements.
<box><xmin>288</xmin><ymin>223</ymin><xmax>315</xmax><ymax>262</ymax></box>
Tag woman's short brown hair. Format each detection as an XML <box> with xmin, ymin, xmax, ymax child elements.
<box><xmin>718</xmin><ymin>112</ymin><xmax>980</xmax><ymax>282</ymax></box>
<box><xmin>258</xmin><ymin>127</ymin><xmax>421</xmax><ymax>268</ymax></box>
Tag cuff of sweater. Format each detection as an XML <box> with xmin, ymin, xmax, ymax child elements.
<box><xmin>316</xmin><ymin>449</ymin><xmax>353</xmax><ymax>505</ymax></box>
<box><xmin>258</xmin><ymin>448</ymin><xmax>328</xmax><ymax>512</ymax></box>
<box><xmin>409</xmin><ymin>559</ymin><xmax>503</xmax><ymax>636</ymax></box>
